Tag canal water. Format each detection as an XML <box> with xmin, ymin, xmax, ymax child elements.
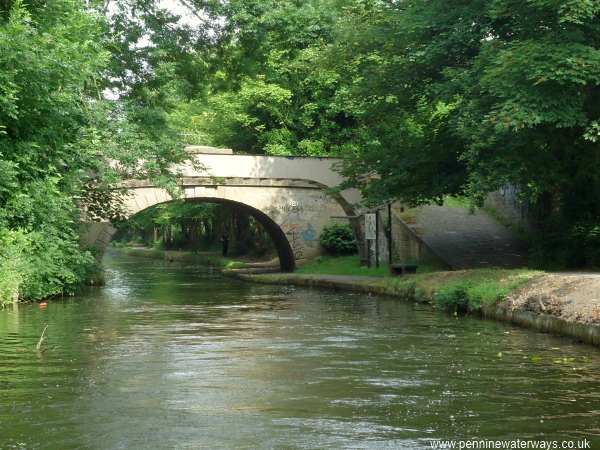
<box><xmin>1</xmin><ymin>252</ymin><xmax>599</xmax><ymax>449</ymax></box>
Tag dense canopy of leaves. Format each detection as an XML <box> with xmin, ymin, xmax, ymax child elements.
<box><xmin>331</xmin><ymin>0</ymin><xmax>600</xmax><ymax>266</ymax></box>
<box><xmin>194</xmin><ymin>0</ymin><xmax>600</xmax><ymax>266</ymax></box>
<box><xmin>185</xmin><ymin>0</ymin><xmax>358</xmax><ymax>155</ymax></box>
<box><xmin>0</xmin><ymin>1</ymin><xmax>106</xmax><ymax>302</ymax></box>
<box><xmin>0</xmin><ymin>0</ymin><xmax>193</xmax><ymax>303</ymax></box>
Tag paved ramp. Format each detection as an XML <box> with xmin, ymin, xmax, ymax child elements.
<box><xmin>410</xmin><ymin>205</ymin><xmax>528</xmax><ymax>269</ymax></box>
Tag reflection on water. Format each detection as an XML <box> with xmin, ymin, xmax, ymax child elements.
<box><xmin>1</xmin><ymin>251</ymin><xmax>599</xmax><ymax>449</ymax></box>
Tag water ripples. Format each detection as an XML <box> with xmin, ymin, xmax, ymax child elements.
<box><xmin>1</xmin><ymin>253</ymin><xmax>600</xmax><ymax>448</ymax></box>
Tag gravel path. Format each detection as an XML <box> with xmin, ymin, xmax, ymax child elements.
<box><xmin>507</xmin><ymin>273</ymin><xmax>600</xmax><ymax>325</ymax></box>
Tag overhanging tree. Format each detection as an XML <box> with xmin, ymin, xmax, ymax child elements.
<box><xmin>334</xmin><ymin>0</ymin><xmax>600</xmax><ymax>267</ymax></box>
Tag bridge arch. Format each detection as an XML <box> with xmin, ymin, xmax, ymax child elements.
<box><xmin>113</xmin><ymin>196</ymin><xmax>296</xmax><ymax>271</ymax></box>
<box><xmin>81</xmin><ymin>151</ymin><xmax>362</xmax><ymax>271</ymax></box>
<box><xmin>181</xmin><ymin>197</ymin><xmax>296</xmax><ymax>271</ymax></box>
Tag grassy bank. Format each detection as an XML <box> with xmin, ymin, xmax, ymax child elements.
<box><xmin>294</xmin><ymin>255</ymin><xmax>528</xmax><ymax>313</ymax></box>
<box><xmin>245</xmin><ymin>266</ymin><xmax>542</xmax><ymax>314</ymax></box>
<box><xmin>115</xmin><ymin>246</ymin><xmax>249</xmax><ymax>269</ymax></box>
<box><xmin>296</xmin><ymin>255</ymin><xmax>445</xmax><ymax>277</ymax></box>
<box><xmin>391</xmin><ymin>268</ymin><xmax>542</xmax><ymax>313</ymax></box>
<box><xmin>296</xmin><ymin>255</ymin><xmax>390</xmax><ymax>277</ymax></box>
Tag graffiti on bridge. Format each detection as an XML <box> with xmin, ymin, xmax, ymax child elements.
<box><xmin>281</xmin><ymin>223</ymin><xmax>317</xmax><ymax>259</ymax></box>
<box><xmin>275</xmin><ymin>200</ymin><xmax>320</xmax><ymax>214</ymax></box>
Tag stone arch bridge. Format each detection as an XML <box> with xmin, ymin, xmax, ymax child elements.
<box><xmin>81</xmin><ymin>148</ymin><xmax>362</xmax><ymax>272</ymax></box>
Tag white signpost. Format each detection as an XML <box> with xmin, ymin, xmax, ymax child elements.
<box><xmin>364</xmin><ymin>213</ymin><xmax>377</xmax><ymax>240</ymax></box>
<box><xmin>364</xmin><ymin>213</ymin><xmax>379</xmax><ymax>268</ymax></box>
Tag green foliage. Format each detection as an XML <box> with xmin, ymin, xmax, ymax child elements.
<box><xmin>0</xmin><ymin>225</ymin><xmax>95</xmax><ymax>305</ymax></box>
<box><xmin>186</xmin><ymin>0</ymin><xmax>356</xmax><ymax>156</ymax></box>
<box><xmin>330</xmin><ymin>0</ymin><xmax>600</xmax><ymax>264</ymax></box>
<box><xmin>319</xmin><ymin>223</ymin><xmax>357</xmax><ymax>255</ymax></box>
<box><xmin>572</xmin><ymin>224</ymin><xmax>600</xmax><ymax>267</ymax></box>
<box><xmin>0</xmin><ymin>1</ymin><xmax>106</xmax><ymax>301</ymax></box>
<box><xmin>431</xmin><ymin>269</ymin><xmax>539</xmax><ymax>313</ymax></box>
<box><xmin>224</xmin><ymin>260</ymin><xmax>248</xmax><ymax>269</ymax></box>
<box><xmin>530</xmin><ymin>221</ymin><xmax>600</xmax><ymax>269</ymax></box>
<box><xmin>434</xmin><ymin>286</ymin><xmax>470</xmax><ymax>315</ymax></box>
<box><xmin>0</xmin><ymin>230</ymin><xmax>28</xmax><ymax>307</ymax></box>
<box><xmin>0</xmin><ymin>0</ymin><xmax>198</xmax><ymax>302</ymax></box>
<box><xmin>443</xmin><ymin>196</ymin><xmax>476</xmax><ymax>211</ymax></box>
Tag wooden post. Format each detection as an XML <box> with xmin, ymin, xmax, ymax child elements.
<box><xmin>375</xmin><ymin>210</ymin><xmax>380</xmax><ymax>268</ymax></box>
<box><xmin>388</xmin><ymin>203</ymin><xmax>393</xmax><ymax>265</ymax></box>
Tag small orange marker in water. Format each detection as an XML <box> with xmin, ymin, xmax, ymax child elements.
<box><xmin>39</xmin><ymin>302</ymin><xmax>48</xmax><ymax>308</ymax></box>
